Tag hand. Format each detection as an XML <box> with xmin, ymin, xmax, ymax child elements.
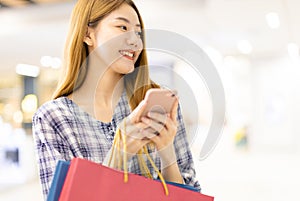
<box><xmin>141</xmin><ymin>99</ymin><xmax>179</xmax><ymax>151</ymax></box>
<box><xmin>117</xmin><ymin>100</ymin><xmax>151</xmax><ymax>155</ymax></box>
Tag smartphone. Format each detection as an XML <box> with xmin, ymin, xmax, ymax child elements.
<box><xmin>140</xmin><ymin>88</ymin><xmax>177</xmax><ymax>118</ymax></box>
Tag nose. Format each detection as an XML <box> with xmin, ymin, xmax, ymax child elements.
<box><xmin>126</xmin><ymin>31</ymin><xmax>140</xmax><ymax>48</ymax></box>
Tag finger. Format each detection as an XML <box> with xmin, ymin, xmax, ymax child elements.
<box><xmin>129</xmin><ymin>100</ymin><xmax>147</xmax><ymax>123</ymax></box>
<box><xmin>122</xmin><ymin>122</ymin><xmax>148</xmax><ymax>134</ymax></box>
<box><xmin>126</xmin><ymin>130</ymin><xmax>145</xmax><ymax>140</ymax></box>
<box><xmin>123</xmin><ymin>138</ymin><xmax>150</xmax><ymax>155</ymax></box>
<box><xmin>170</xmin><ymin>98</ymin><xmax>179</xmax><ymax>121</ymax></box>
<box><xmin>160</xmin><ymin>117</ymin><xmax>175</xmax><ymax>131</ymax></box>
<box><xmin>147</xmin><ymin>112</ymin><xmax>176</xmax><ymax>133</ymax></box>
<box><xmin>141</xmin><ymin>127</ymin><xmax>157</xmax><ymax>139</ymax></box>
<box><xmin>123</xmin><ymin>123</ymin><xmax>149</xmax><ymax>140</ymax></box>
<box><xmin>147</xmin><ymin>134</ymin><xmax>160</xmax><ymax>146</ymax></box>
<box><xmin>147</xmin><ymin>112</ymin><xmax>168</xmax><ymax>125</ymax></box>
<box><xmin>141</xmin><ymin>116</ymin><xmax>165</xmax><ymax>134</ymax></box>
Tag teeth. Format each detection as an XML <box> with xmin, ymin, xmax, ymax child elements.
<box><xmin>120</xmin><ymin>50</ymin><xmax>134</xmax><ymax>58</ymax></box>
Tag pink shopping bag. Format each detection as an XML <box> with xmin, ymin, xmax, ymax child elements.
<box><xmin>59</xmin><ymin>158</ymin><xmax>214</xmax><ymax>201</ymax></box>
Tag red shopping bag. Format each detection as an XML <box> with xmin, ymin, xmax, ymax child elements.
<box><xmin>59</xmin><ymin>158</ymin><xmax>214</xmax><ymax>201</ymax></box>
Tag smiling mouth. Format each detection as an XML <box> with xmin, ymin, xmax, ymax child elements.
<box><xmin>119</xmin><ymin>50</ymin><xmax>135</xmax><ymax>60</ymax></box>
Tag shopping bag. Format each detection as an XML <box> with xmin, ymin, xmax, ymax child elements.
<box><xmin>47</xmin><ymin>160</ymin><xmax>70</xmax><ymax>201</ymax></box>
<box><xmin>59</xmin><ymin>158</ymin><xmax>214</xmax><ymax>201</ymax></box>
<box><xmin>47</xmin><ymin>159</ymin><xmax>200</xmax><ymax>200</ymax></box>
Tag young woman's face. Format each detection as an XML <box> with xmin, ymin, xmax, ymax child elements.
<box><xmin>87</xmin><ymin>3</ymin><xmax>143</xmax><ymax>75</ymax></box>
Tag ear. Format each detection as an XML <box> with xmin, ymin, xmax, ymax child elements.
<box><xmin>83</xmin><ymin>26</ymin><xmax>95</xmax><ymax>46</ymax></box>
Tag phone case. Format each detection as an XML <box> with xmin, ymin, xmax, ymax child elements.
<box><xmin>141</xmin><ymin>88</ymin><xmax>177</xmax><ymax>117</ymax></box>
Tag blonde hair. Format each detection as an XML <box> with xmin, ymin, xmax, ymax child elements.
<box><xmin>52</xmin><ymin>0</ymin><xmax>158</xmax><ymax>110</ymax></box>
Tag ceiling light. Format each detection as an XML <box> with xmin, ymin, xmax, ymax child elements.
<box><xmin>40</xmin><ymin>56</ymin><xmax>52</xmax><ymax>67</ymax></box>
<box><xmin>265</xmin><ymin>12</ymin><xmax>280</xmax><ymax>29</ymax></box>
<box><xmin>52</xmin><ymin>57</ymin><xmax>62</xmax><ymax>69</ymax></box>
<box><xmin>16</xmin><ymin>64</ymin><xmax>40</xmax><ymax>77</ymax></box>
<box><xmin>237</xmin><ymin>40</ymin><xmax>252</xmax><ymax>54</ymax></box>
<box><xmin>21</xmin><ymin>94</ymin><xmax>38</xmax><ymax>113</ymax></box>
<box><xmin>13</xmin><ymin>111</ymin><xmax>23</xmax><ymax>124</ymax></box>
<box><xmin>40</xmin><ymin>56</ymin><xmax>62</xmax><ymax>69</ymax></box>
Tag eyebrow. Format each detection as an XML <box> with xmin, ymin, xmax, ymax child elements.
<box><xmin>115</xmin><ymin>17</ymin><xmax>141</xmax><ymax>28</ymax></box>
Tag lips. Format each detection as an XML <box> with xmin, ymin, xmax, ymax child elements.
<box><xmin>119</xmin><ymin>50</ymin><xmax>135</xmax><ymax>60</ymax></box>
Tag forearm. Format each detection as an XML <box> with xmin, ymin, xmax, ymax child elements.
<box><xmin>162</xmin><ymin>162</ymin><xmax>183</xmax><ymax>184</ymax></box>
<box><xmin>158</xmin><ymin>143</ymin><xmax>183</xmax><ymax>184</ymax></box>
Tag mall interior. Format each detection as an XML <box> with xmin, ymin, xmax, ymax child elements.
<box><xmin>0</xmin><ymin>0</ymin><xmax>300</xmax><ymax>200</ymax></box>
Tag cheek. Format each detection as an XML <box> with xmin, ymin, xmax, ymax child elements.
<box><xmin>134</xmin><ymin>50</ymin><xmax>142</xmax><ymax>63</ymax></box>
<box><xmin>134</xmin><ymin>41</ymin><xmax>144</xmax><ymax>62</ymax></box>
<box><xmin>94</xmin><ymin>38</ymin><xmax>122</xmax><ymax>66</ymax></box>
<box><xmin>137</xmin><ymin>40</ymin><xmax>144</xmax><ymax>52</ymax></box>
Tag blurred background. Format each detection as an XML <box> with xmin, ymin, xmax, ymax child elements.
<box><xmin>0</xmin><ymin>0</ymin><xmax>299</xmax><ymax>200</ymax></box>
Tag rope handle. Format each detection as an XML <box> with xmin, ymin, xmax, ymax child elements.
<box><xmin>107</xmin><ymin>118</ymin><xmax>169</xmax><ymax>195</ymax></box>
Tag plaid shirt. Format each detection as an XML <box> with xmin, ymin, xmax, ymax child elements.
<box><xmin>32</xmin><ymin>90</ymin><xmax>201</xmax><ymax>199</ymax></box>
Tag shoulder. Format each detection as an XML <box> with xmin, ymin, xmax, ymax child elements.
<box><xmin>33</xmin><ymin>97</ymin><xmax>72</xmax><ymax>122</ymax></box>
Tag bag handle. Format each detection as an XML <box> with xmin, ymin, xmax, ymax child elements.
<box><xmin>107</xmin><ymin>119</ymin><xmax>169</xmax><ymax>195</ymax></box>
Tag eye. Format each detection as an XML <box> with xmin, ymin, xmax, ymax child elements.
<box><xmin>118</xmin><ymin>25</ymin><xmax>127</xmax><ymax>31</ymax></box>
<box><xmin>135</xmin><ymin>31</ymin><xmax>143</xmax><ymax>38</ymax></box>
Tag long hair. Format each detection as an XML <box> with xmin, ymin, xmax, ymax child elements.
<box><xmin>52</xmin><ymin>0</ymin><xmax>158</xmax><ymax>110</ymax></box>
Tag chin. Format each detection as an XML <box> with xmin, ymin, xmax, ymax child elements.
<box><xmin>113</xmin><ymin>65</ymin><xmax>134</xmax><ymax>75</ymax></box>
<box><xmin>120</xmin><ymin>63</ymin><xmax>135</xmax><ymax>74</ymax></box>
<box><xmin>123</xmin><ymin>66</ymin><xmax>135</xmax><ymax>74</ymax></box>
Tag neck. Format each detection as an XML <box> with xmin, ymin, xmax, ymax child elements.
<box><xmin>70</xmin><ymin>52</ymin><xmax>124</xmax><ymax>116</ymax></box>
<box><xmin>94</xmin><ymin>69</ymin><xmax>124</xmax><ymax>107</ymax></box>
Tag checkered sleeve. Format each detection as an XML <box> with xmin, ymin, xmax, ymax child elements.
<box><xmin>32</xmin><ymin>105</ymin><xmax>72</xmax><ymax>200</ymax></box>
<box><xmin>174</xmin><ymin>105</ymin><xmax>201</xmax><ymax>192</ymax></box>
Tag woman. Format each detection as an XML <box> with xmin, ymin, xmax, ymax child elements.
<box><xmin>33</xmin><ymin>0</ymin><xmax>200</xmax><ymax>199</ymax></box>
